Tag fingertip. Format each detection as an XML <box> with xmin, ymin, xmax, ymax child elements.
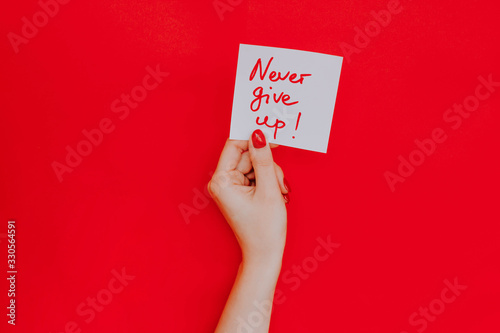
<box><xmin>283</xmin><ymin>178</ymin><xmax>291</xmax><ymax>193</ymax></box>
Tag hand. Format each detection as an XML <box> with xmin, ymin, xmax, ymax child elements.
<box><xmin>208</xmin><ymin>129</ymin><xmax>290</xmax><ymax>264</ymax></box>
<box><xmin>211</xmin><ymin>129</ymin><xmax>290</xmax><ymax>333</ymax></box>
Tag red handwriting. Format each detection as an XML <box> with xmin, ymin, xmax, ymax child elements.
<box><xmin>250</xmin><ymin>57</ymin><xmax>312</xmax><ymax>84</ymax></box>
<box><xmin>251</xmin><ymin>86</ymin><xmax>298</xmax><ymax>112</ymax></box>
<box><xmin>256</xmin><ymin>116</ymin><xmax>286</xmax><ymax>139</ymax></box>
<box><xmin>249</xmin><ymin>56</ymin><xmax>310</xmax><ymax>140</ymax></box>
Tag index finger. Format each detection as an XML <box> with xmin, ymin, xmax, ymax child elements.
<box><xmin>215</xmin><ymin>139</ymin><xmax>249</xmax><ymax>172</ymax></box>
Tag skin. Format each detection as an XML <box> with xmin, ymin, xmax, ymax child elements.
<box><xmin>208</xmin><ymin>133</ymin><xmax>289</xmax><ymax>333</ymax></box>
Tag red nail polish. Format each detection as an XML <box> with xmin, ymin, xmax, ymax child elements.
<box><xmin>283</xmin><ymin>193</ymin><xmax>290</xmax><ymax>204</ymax></box>
<box><xmin>252</xmin><ymin>129</ymin><xmax>266</xmax><ymax>149</ymax></box>
<box><xmin>284</xmin><ymin>178</ymin><xmax>291</xmax><ymax>193</ymax></box>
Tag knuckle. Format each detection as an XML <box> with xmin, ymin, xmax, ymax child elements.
<box><xmin>208</xmin><ymin>172</ymin><xmax>231</xmax><ymax>198</ymax></box>
<box><xmin>207</xmin><ymin>181</ymin><xmax>213</xmax><ymax>198</ymax></box>
<box><xmin>208</xmin><ymin>180</ymin><xmax>219</xmax><ymax>198</ymax></box>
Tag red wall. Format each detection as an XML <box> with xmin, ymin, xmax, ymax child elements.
<box><xmin>1</xmin><ymin>0</ymin><xmax>499</xmax><ymax>332</ymax></box>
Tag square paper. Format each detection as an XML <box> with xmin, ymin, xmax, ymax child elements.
<box><xmin>229</xmin><ymin>44</ymin><xmax>343</xmax><ymax>153</ymax></box>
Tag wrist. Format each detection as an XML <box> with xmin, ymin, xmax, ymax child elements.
<box><xmin>241</xmin><ymin>250</ymin><xmax>284</xmax><ymax>274</ymax></box>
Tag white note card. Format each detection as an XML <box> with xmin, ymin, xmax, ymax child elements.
<box><xmin>230</xmin><ymin>44</ymin><xmax>343</xmax><ymax>153</ymax></box>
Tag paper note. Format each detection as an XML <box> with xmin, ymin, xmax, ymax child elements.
<box><xmin>229</xmin><ymin>44</ymin><xmax>343</xmax><ymax>153</ymax></box>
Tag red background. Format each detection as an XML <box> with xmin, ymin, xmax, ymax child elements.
<box><xmin>1</xmin><ymin>0</ymin><xmax>499</xmax><ymax>332</ymax></box>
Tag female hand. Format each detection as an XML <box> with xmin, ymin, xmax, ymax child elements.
<box><xmin>210</xmin><ymin>129</ymin><xmax>290</xmax><ymax>333</ymax></box>
<box><xmin>208</xmin><ymin>129</ymin><xmax>290</xmax><ymax>264</ymax></box>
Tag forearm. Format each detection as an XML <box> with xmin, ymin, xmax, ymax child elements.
<box><xmin>215</xmin><ymin>254</ymin><xmax>283</xmax><ymax>333</ymax></box>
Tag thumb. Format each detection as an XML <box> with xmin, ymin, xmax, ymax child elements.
<box><xmin>249</xmin><ymin>129</ymin><xmax>281</xmax><ymax>197</ymax></box>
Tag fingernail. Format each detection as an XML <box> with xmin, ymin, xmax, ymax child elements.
<box><xmin>252</xmin><ymin>129</ymin><xmax>266</xmax><ymax>149</ymax></box>
<box><xmin>284</xmin><ymin>178</ymin><xmax>292</xmax><ymax>193</ymax></box>
<box><xmin>283</xmin><ymin>193</ymin><xmax>290</xmax><ymax>204</ymax></box>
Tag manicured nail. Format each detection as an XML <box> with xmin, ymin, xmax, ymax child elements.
<box><xmin>283</xmin><ymin>193</ymin><xmax>290</xmax><ymax>204</ymax></box>
<box><xmin>252</xmin><ymin>129</ymin><xmax>266</xmax><ymax>149</ymax></box>
<box><xmin>284</xmin><ymin>178</ymin><xmax>292</xmax><ymax>193</ymax></box>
